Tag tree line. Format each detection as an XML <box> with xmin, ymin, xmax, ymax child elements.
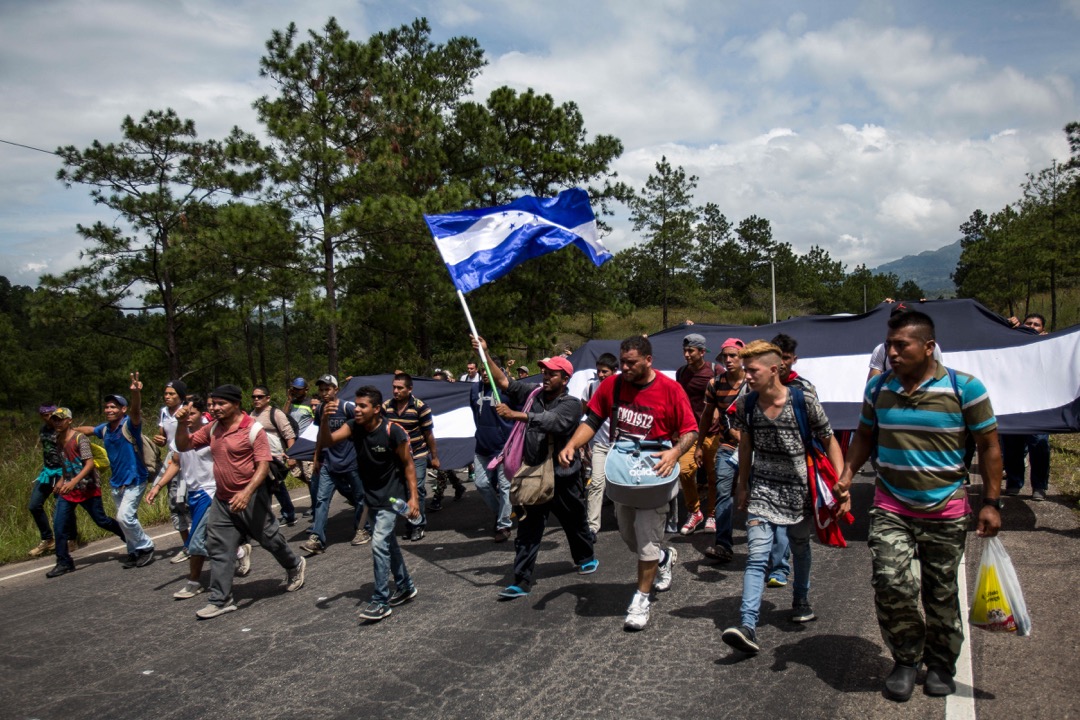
<box><xmin>6</xmin><ymin>16</ymin><xmax>931</xmax><ymax>413</ymax></box>
<box><xmin>953</xmin><ymin>123</ymin><xmax>1080</xmax><ymax>330</ymax></box>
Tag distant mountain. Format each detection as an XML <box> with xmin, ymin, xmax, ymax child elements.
<box><xmin>871</xmin><ymin>240</ymin><xmax>961</xmax><ymax>298</ymax></box>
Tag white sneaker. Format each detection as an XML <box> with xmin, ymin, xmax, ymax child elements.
<box><xmin>170</xmin><ymin>548</ymin><xmax>191</xmax><ymax>564</ymax></box>
<box><xmin>173</xmin><ymin>580</ymin><xmax>204</xmax><ymax>600</ymax></box>
<box><xmin>653</xmin><ymin>547</ymin><xmax>678</xmax><ymax>592</ymax></box>
<box><xmin>196</xmin><ymin>602</ymin><xmax>237</xmax><ymax>620</ymax></box>
<box><xmin>624</xmin><ymin>593</ymin><xmax>650</xmax><ymax>631</ymax></box>
<box><xmin>235</xmin><ymin>543</ymin><xmax>252</xmax><ymax>577</ymax></box>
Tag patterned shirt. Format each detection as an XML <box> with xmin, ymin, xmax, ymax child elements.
<box><xmin>382</xmin><ymin>394</ymin><xmax>434</xmax><ymax>459</ymax></box>
<box><xmin>860</xmin><ymin>363</ymin><xmax>996</xmax><ymax>516</ymax></box>
<box><xmin>704</xmin><ymin>374</ymin><xmax>745</xmax><ymax>446</ymax></box>
<box><xmin>730</xmin><ymin>389</ymin><xmax>834</xmax><ymax>525</ymax></box>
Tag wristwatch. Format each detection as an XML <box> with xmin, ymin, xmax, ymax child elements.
<box><xmin>982</xmin><ymin>497</ymin><xmax>1004</xmax><ymax>510</ymax></box>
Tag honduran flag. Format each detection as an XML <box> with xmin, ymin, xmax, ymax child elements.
<box><xmin>424</xmin><ymin>188</ymin><xmax>612</xmax><ymax>294</ymax></box>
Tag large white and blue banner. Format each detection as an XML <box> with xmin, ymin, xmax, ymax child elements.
<box><xmin>424</xmin><ymin>187</ymin><xmax>611</xmax><ymax>294</ymax></box>
<box><xmin>564</xmin><ymin>299</ymin><xmax>1080</xmax><ymax>434</ymax></box>
<box><xmin>290</xmin><ymin>300</ymin><xmax>1080</xmax><ymax>469</ymax></box>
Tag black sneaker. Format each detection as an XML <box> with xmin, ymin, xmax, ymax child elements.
<box><xmin>721</xmin><ymin>624</ymin><xmax>760</xmax><ymax>654</ymax></box>
<box><xmin>120</xmin><ymin>553</ymin><xmax>137</xmax><ymax>569</ymax></box>
<box><xmin>427</xmin><ymin>498</ymin><xmax>443</xmax><ymax>513</ymax></box>
<box><xmin>46</xmin><ymin>562</ymin><xmax>75</xmax><ymax>578</ymax></box>
<box><xmin>134</xmin><ymin>548</ymin><xmax>156</xmax><ymax>568</ymax></box>
<box><xmin>279</xmin><ymin>514</ymin><xmax>296</xmax><ymax>527</ymax></box>
<box><xmin>359</xmin><ymin>601</ymin><xmax>392</xmax><ymax>622</ymax></box>
<box><xmin>388</xmin><ymin>585</ymin><xmax>418</xmax><ymax>607</ymax></box>
<box><xmin>407</xmin><ymin>525</ymin><xmax>425</xmax><ymax>542</ymax></box>
<box><xmin>454</xmin><ymin>483</ymin><xmax>466</xmax><ymax>500</ymax></box>
<box><xmin>791</xmin><ymin>599</ymin><xmax>816</xmax><ymax>623</ymax></box>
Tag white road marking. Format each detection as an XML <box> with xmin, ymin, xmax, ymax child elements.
<box><xmin>947</xmin><ymin>550</ymin><xmax>977</xmax><ymax>720</ymax></box>
<box><xmin>0</xmin><ymin>491</ymin><xmax>311</xmax><ymax>584</ymax></box>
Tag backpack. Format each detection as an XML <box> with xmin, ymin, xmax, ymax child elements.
<box><xmin>120</xmin><ymin>421</ymin><xmax>163</xmax><ymax>477</ymax></box>
<box><xmin>73</xmin><ymin>432</ymin><xmax>110</xmax><ymax>471</ymax></box>
<box><xmin>208</xmin><ymin>418</ymin><xmax>282</xmax><ymax>492</ymax></box>
<box><xmin>268</xmin><ymin>406</ymin><xmax>299</xmax><ymax>451</ymax></box>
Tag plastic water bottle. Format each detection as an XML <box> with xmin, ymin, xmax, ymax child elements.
<box><xmin>390</xmin><ymin>498</ymin><xmax>419</xmax><ymax>526</ymax></box>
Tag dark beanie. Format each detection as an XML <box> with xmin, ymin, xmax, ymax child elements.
<box><xmin>166</xmin><ymin>379</ymin><xmax>188</xmax><ymax>399</ymax></box>
<box><xmin>209</xmin><ymin>384</ymin><xmax>243</xmax><ymax>404</ymax></box>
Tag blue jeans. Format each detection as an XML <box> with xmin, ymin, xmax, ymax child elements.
<box><xmin>52</xmin><ymin>495</ymin><xmax>124</xmax><ymax>565</ymax></box>
<box><xmin>370</xmin><ymin>508</ymin><xmax>413</xmax><ymax>605</ymax></box>
<box><xmin>768</xmin><ymin>526</ymin><xmax>792</xmax><ymax>583</ymax></box>
<box><xmin>29</xmin><ymin>480</ymin><xmax>74</xmax><ymax>542</ymax></box>
<box><xmin>713</xmin><ymin>448</ymin><xmax>736</xmax><ymax>550</ymax></box>
<box><xmin>311</xmin><ymin>467</ymin><xmax>364</xmax><ymax>545</ymax></box>
<box><xmin>111</xmin><ymin>482</ymin><xmax>153</xmax><ymax>553</ymax></box>
<box><xmin>473</xmin><ymin>453</ymin><xmax>511</xmax><ymax>530</ymax></box>
<box><xmin>411</xmin><ymin>456</ymin><xmax>428</xmax><ymax>528</ymax></box>
<box><xmin>740</xmin><ymin>514</ymin><xmax>811</xmax><ymax>629</ymax></box>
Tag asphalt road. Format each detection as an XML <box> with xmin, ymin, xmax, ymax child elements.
<box><xmin>1</xmin><ymin>470</ymin><xmax>1077</xmax><ymax>720</ymax></box>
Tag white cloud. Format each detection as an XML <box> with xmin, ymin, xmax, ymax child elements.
<box><xmin>0</xmin><ymin>0</ymin><xmax>1077</xmax><ymax>286</ymax></box>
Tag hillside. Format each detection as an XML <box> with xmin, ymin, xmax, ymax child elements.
<box><xmin>872</xmin><ymin>239</ymin><xmax>961</xmax><ymax>297</ymax></box>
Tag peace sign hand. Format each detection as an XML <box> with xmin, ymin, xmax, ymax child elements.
<box><xmin>130</xmin><ymin>371</ymin><xmax>143</xmax><ymax>393</ymax></box>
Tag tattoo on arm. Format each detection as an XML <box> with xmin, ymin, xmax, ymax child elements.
<box><xmin>675</xmin><ymin>432</ymin><xmax>699</xmax><ymax>455</ymax></box>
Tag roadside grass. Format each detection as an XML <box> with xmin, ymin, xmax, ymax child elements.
<box><xmin>1</xmin><ymin>416</ymin><xmax>308</xmax><ymax>566</ymax></box>
<box><xmin>1051</xmin><ymin>434</ymin><xmax>1080</xmax><ymax>502</ymax></box>
<box><xmin>0</xmin><ymin>420</ymin><xmax>173</xmax><ymax>566</ymax></box>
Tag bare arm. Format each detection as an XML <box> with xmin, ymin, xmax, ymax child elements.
<box><xmin>128</xmin><ymin>372</ymin><xmax>143</xmax><ymax>427</ymax></box>
<box><xmin>735</xmin><ymin>430</ymin><xmax>753</xmax><ymax>511</ymax></box>
<box><xmin>396</xmin><ymin>439</ymin><xmax>420</xmax><ymax>520</ymax></box>
<box><xmin>558</xmin><ymin>422</ymin><xmax>598</xmax><ymax>467</ymax></box>
<box><xmin>146</xmin><ymin>454</ymin><xmax>181</xmax><ymax>503</ymax></box>
<box><xmin>422</xmin><ymin>429</ymin><xmax>439</xmax><ymax>469</ymax></box>
<box><xmin>975</xmin><ymin>429</ymin><xmax>1002</xmax><ymax>537</ymax></box>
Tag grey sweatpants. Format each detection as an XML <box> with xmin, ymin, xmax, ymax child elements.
<box><xmin>205</xmin><ymin>485</ymin><xmax>300</xmax><ymax>607</ymax></box>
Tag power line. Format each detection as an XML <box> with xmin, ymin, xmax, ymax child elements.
<box><xmin>0</xmin><ymin>138</ymin><xmax>59</xmax><ymax>155</ymax></box>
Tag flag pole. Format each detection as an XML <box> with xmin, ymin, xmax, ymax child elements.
<box><xmin>456</xmin><ymin>289</ymin><xmax>501</xmax><ymax>404</ymax></box>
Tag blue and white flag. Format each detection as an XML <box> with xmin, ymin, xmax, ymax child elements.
<box><xmin>424</xmin><ymin>187</ymin><xmax>611</xmax><ymax>294</ymax></box>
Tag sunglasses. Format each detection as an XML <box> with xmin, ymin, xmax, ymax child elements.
<box><xmin>252</xmin><ymin>394</ymin><xmax>268</xmax><ymax>399</ymax></box>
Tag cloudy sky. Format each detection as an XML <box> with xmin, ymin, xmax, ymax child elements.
<box><xmin>2</xmin><ymin>0</ymin><xmax>1078</xmax><ymax>286</ymax></box>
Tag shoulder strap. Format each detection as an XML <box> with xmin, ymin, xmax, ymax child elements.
<box><xmin>789</xmin><ymin>386</ymin><xmax>813</xmax><ymax>452</ymax></box>
<box><xmin>268</xmin><ymin>407</ymin><xmax>288</xmax><ymax>438</ymax></box>
<box><xmin>610</xmin><ymin>375</ymin><xmax>623</xmax><ymax>443</ymax></box>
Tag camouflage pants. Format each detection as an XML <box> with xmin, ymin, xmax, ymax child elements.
<box><xmin>868</xmin><ymin>507</ymin><xmax>968</xmax><ymax>673</ymax></box>
<box><xmin>431</xmin><ymin>469</ymin><xmax>466</xmax><ymax>502</ymax></box>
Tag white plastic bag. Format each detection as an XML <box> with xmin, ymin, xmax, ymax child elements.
<box><xmin>969</xmin><ymin>536</ymin><xmax>1031</xmax><ymax>636</ymax></box>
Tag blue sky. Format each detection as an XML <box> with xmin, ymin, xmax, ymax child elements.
<box><xmin>1</xmin><ymin>0</ymin><xmax>1078</xmax><ymax>286</ymax></box>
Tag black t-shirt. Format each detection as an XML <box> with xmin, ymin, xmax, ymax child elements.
<box><xmin>346</xmin><ymin>417</ymin><xmax>409</xmax><ymax>510</ymax></box>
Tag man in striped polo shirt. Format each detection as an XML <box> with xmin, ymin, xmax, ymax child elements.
<box><xmin>837</xmin><ymin>310</ymin><xmax>1002</xmax><ymax>702</ymax></box>
<box><xmin>383</xmin><ymin>373</ymin><xmax>440</xmax><ymax>541</ymax></box>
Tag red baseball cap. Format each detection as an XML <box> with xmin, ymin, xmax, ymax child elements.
<box><xmin>538</xmin><ymin>356</ymin><xmax>574</xmax><ymax>376</ymax></box>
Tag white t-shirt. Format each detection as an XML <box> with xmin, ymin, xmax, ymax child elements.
<box><xmin>460</xmin><ymin>372</ymin><xmax>481</xmax><ymax>383</ymax></box>
<box><xmin>159</xmin><ymin>407</ymin><xmax>180</xmax><ymax>452</ymax></box>
<box><xmin>179</xmin><ymin>445</ymin><xmax>216</xmax><ymax>497</ymax></box>
<box><xmin>869</xmin><ymin>341</ymin><xmax>944</xmax><ymax>373</ymax></box>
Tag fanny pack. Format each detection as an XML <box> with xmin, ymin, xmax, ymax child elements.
<box><xmin>604</xmin><ymin>438</ymin><xmax>681</xmax><ymax>509</ymax></box>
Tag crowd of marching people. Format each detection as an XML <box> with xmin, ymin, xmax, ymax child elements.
<box><xmin>27</xmin><ymin>303</ymin><xmax>1050</xmax><ymax>701</ymax></box>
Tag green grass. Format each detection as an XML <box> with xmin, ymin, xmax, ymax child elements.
<box><xmin>0</xmin><ymin>420</ymin><xmax>174</xmax><ymax>566</ymax></box>
<box><xmin>1051</xmin><ymin>434</ymin><xmax>1080</xmax><ymax>501</ymax></box>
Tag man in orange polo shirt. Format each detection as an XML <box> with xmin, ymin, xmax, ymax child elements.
<box><xmin>175</xmin><ymin>384</ymin><xmax>306</xmax><ymax>620</ymax></box>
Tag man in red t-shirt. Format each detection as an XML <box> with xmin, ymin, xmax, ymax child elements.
<box><xmin>175</xmin><ymin>384</ymin><xmax>306</xmax><ymax>620</ymax></box>
<box><xmin>560</xmin><ymin>336</ymin><xmax>698</xmax><ymax>631</ymax></box>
